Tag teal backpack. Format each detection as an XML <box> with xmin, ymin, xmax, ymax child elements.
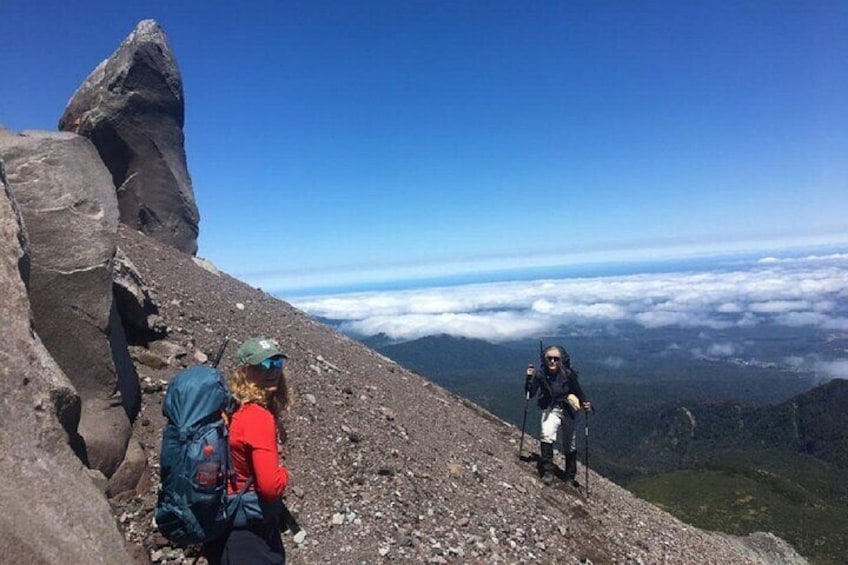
<box><xmin>155</xmin><ymin>365</ymin><xmax>246</xmax><ymax>545</ymax></box>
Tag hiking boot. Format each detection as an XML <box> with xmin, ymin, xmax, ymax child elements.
<box><xmin>564</xmin><ymin>450</ymin><xmax>579</xmax><ymax>487</ymax></box>
<box><xmin>539</xmin><ymin>442</ymin><xmax>556</xmax><ymax>484</ymax></box>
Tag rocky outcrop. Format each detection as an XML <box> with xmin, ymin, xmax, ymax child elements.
<box><xmin>59</xmin><ymin>19</ymin><xmax>199</xmax><ymax>255</ymax></box>
<box><xmin>113</xmin><ymin>246</ymin><xmax>166</xmax><ymax>344</ymax></box>
<box><xmin>0</xmin><ymin>159</ymin><xmax>131</xmax><ymax>563</ymax></box>
<box><xmin>0</xmin><ymin>130</ymin><xmax>139</xmax><ymax>478</ymax></box>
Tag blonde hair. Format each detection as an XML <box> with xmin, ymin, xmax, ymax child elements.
<box><xmin>228</xmin><ymin>364</ymin><xmax>292</xmax><ymax>418</ymax></box>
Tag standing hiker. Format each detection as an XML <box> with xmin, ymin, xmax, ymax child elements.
<box><xmin>204</xmin><ymin>336</ymin><xmax>292</xmax><ymax>565</ymax></box>
<box><xmin>525</xmin><ymin>345</ymin><xmax>591</xmax><ymax>486</ymax></box>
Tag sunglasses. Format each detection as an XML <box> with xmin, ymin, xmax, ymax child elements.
<box><xmin>545</xmin><ymin>356</ymin><xmax>561</xmax><ymax>363</ymax></box>
<box><xmin>259</xmin><ymin>357</ymin><xmax>284</xmax><ymax>371</ymax></box>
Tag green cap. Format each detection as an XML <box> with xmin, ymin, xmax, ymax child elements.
<box><xmin>236</xmin><ymin>336</ymin><xmax>287</xmax><ymax>366</ymax></box>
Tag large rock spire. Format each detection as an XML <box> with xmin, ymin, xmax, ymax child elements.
<box><xmin>59</xmin><ymin>19</ymin><xmax>200</xmax><ymax>254</ymax></box>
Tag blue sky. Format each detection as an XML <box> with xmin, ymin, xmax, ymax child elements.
<box><xmin>2</xmin><ymin>1</ymin><xmax>847</xmax><ymax>293</ymax></box>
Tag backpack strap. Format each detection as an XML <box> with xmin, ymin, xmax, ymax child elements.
<box><xmin>538</xmin><ymin>371</ymin><xmax>554</xmax><ymax>397</ymax></box>
<box><xmin>237</xmin><ymin>476</ymin><xmax>254</xmax><ymax>495</ymax></box>
<box><xmin>533</xmin><ymin>369</ymin><xmax>554</xmax><ymax>400</ymax></box>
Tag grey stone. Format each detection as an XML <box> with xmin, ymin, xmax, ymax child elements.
<box><xmin>86</xmin><ymin>468</ymin><xmax>109</xmax><ymax>494</ymax></box>
<box><xmin>0</xmin><ymin>159</ymin><xmax>131</xmax><ymax>563</ymax></box>
<box><xmin>148</xmin><ymin>338</ymin><xmax>188</xmax><ymax>362</ymax></box>
<box><xmin>113</xmin><ymin>246</ymin><xmax>165</xmax><ymax>343</ymax></box>
<box><xmin>108</xmin><ymin>437</ymin><xmax>149</xmax><ymax>497</ymax></box>
<box><xmin>59</xmin><ymin>19</ymin><xmax>199</xmax><ymax>254</ymax></box>
<box><xmin>0</xmin><ymin>129</ymin><xmax>136</xmax><ymax>477</ymax></box>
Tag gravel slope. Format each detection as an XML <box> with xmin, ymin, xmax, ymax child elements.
<box><xmin>113</xmin><ymin>225</ymin><xmax>806</xmax><ymax>565</ymax></box>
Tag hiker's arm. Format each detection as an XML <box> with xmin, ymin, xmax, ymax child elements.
<box><xmin>247</xmin><ymin>408</ymin><xmax>289</xmax><ymax>501</ymax></box>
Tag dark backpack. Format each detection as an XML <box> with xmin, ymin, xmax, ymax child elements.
<box><xmin>155</xmin><ymin>365</ymin><xmax>243</xmax><ymax>545</ymax></box>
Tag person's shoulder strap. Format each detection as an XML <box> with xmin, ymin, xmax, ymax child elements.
<box><xmin>537</xmin><ymin>370</ymin><xmax>554</xmax><ymax>396</ymax></box>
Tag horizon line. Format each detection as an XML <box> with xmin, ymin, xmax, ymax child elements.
<box><xmin>256</xmin><ymin>239</ymin><xmax>848</xmax><ymax>299</ymax></box>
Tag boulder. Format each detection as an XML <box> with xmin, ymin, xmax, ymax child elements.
<box><xmin>59</xmin><ymin>19</ymin><xmax>199</xmax><ymax>255</ymax></box>
<box><xmin>113</xmin><ymin>245</ymin><xmax>166</xmax><ymax>344</ymax></box>
<box><xmin>107</xmin><ymin>437</ymin><xmax>150</xmax><ymax>497</ymax></box>
<box><xmin>0</xmin><ymin>159</ymin><xmax>131</xmax><ymax>563</ymax></box>
<box><xmin>0</xmin><ymin>129</ymin><xmax>139</xmax><ymax>477</ymax></box>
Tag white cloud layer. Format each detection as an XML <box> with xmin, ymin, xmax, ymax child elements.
<box><xmin>292</xmin><ymin>253</ymin><xmax>848</xmax><ymax>342</ymax></box>
<box><xmin>814</xmin><ymin>359</ymin><xmax>848</xmax><ymax>380</ymax></box>
<box><xmin>784</xmin><ymin>356</ymin><xmax>848</xmax><ymax>380</ymax></box>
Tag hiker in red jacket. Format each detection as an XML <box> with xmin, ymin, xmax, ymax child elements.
<box><xmin>205</xmin><ymin>336</ymin><xmax>292</xmax><ymax>565</ymax></box>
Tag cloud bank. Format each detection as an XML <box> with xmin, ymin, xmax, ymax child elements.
<box><xmin>292</xmin><ymin>253</ymin><xmax>848</xmax><ymax>343</ymax></box>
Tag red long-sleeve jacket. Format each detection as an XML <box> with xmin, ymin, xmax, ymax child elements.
<box><xmin>227</xmin><ymin>403</ymin><xmax>289</xmax><ymax>501</ymax></box>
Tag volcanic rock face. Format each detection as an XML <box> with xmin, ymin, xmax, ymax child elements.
<box><xmin>0</xmin><ymin>159</ymin><xmax>131</xmax><ymax>564</ymax></box>
<box><xmin>113</xmin><ymin>245</ymin><xmax>167</xmax><ymax>344</ymax></box>
<box><xmin>59</xmin><ymin>19</ymin><xmax>199</xmax><ymax>255</ymax></box>
<box><xmin>0</xmin><ymin>130</ymin><xmax>139</xmax><ymax>478</ymax></box>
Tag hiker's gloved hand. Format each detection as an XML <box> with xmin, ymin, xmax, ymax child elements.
<box><xmin>525</xmin><ymin>364</ymin><xmax>534</xmax><ymax>379</ymax></box>
<box><xmin>582</xmin><ymin>400</ymin><xmax>593</xmax><ymax>413</ymax></box>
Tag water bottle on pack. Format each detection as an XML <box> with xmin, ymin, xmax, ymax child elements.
<box><xmin>195</xmin><ymin>443</ymin><xmax>221</xmax><ymax>488</ymax></box>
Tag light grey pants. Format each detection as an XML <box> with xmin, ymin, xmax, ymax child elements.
<box><xmin>540</xmin><ymin>406</ymin><xmax>577</xmax><ymax>452</ymax></box>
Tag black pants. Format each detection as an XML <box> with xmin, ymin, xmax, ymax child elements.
<box><xmin>204</xmin><ymin>520</ymin><xmax>285</xmax><ymax>565</ymax></box>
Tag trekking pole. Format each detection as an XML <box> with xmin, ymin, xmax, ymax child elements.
<box><xmin>539</xmin><ymin>339</ymin><xmax>545</xmax><ymax>368</ymax></box>
<box><xmin>518</xmin><ymin>390</ymin><xmax>530</xmax><ymax>459</ymax></box>
<box><xmin>584</xmin><ymin>410</ymin><xmax>590</xmax><ymax>497</ymax></box>
<box><xmin>212</xmin><ymin>338</ymin><xmax>229</xmax><ymax>368</ymax></box>
<box><xmin>561</xmin><ymin>414</ymin><xmax>567</xmax><ymax>479</ymax></box>
<box><xmin>280</xmin><ymin>501</ymin><xmax>306</xmax><ymax>544</ymax></box>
